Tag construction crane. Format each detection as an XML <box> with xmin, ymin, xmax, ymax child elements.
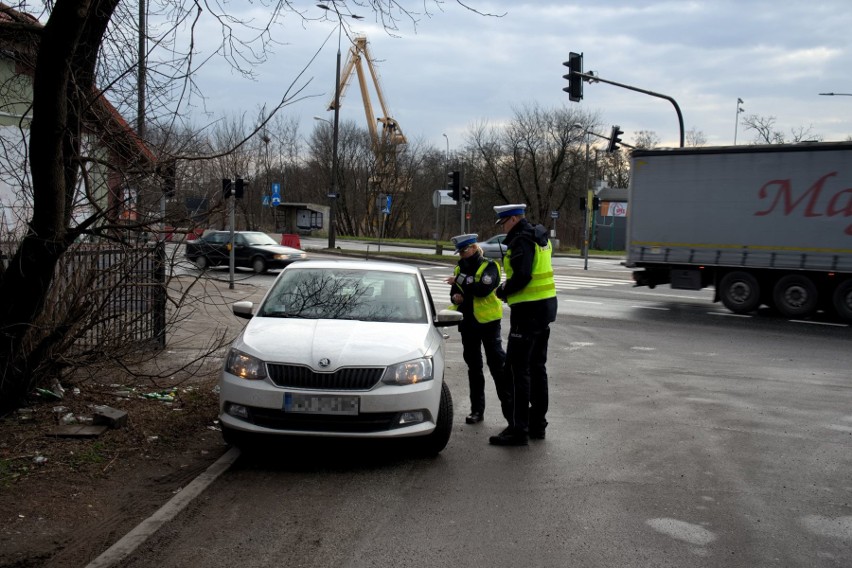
<box><xmin>326</xmin><ymin>36</ymin><xmax>407</xmax><ymax>196</ymax></box>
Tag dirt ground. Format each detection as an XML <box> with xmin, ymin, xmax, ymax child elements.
<box><xmin>0</xmin><ymin>273</ymin><xmax>267</xmax><ymax>568</ymax></box>
<box><xmin>0</xmin><ymin>372</ymin><xmax>228</xmax><ymax>568</ymax></box>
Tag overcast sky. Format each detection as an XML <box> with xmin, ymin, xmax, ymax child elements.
<box><xmin>191</xmin><ymin>0</ymin><xmax>852</xmax><ymax>152</ymax></box>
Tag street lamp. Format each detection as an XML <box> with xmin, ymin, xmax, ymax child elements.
<box><xmin>317</xmin><ymin>3</ymin><xmax>363</xmax><ymax>249</ymax></box>
<box><xmin>733</xmin><ymin>98</ymin><xmax>744</xmax><ymax>145</ymax></box>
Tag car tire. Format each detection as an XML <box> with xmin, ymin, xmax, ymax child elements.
<box><xmin>194</xmin><ymin>256</ymin><xmax>209</xmax><ymax>270</ymax></box>
<box><xmin>222</xmin><ymin>426</ymin><xmax>254</xmax><ymax>452</ymax></box>
<box><xmin>417</xmin><ymin>381</ymin><xmax>453</xmax><ymax>456</ymax></box>
<box><xmin>251</xmin><ymin>257</ymin><xmax>267</xmax><ymax>274</ymax></box>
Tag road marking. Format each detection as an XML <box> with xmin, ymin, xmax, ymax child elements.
<box><xmin>707</xmin><ymin>312</ymin><xmax>751</xmax><ymax>318</ymax></box>
<box><xmin>789</xmin><ymin>320</ymin><xmax>849</xmax><ymax>327</ymax></box>
<box><xmin>422</xmin><ymin>274</ymin><xmax>630</xmax><ymax>294</ymax></box>
<box><xmin>563</xmin><ymin>299</ymin><xmax>604</xmax><ymax>304</ymax></box>
<box><xmin>632</xmin><ymin>306</ymin><xmax>669</xmax><ymax>311</ymax></box>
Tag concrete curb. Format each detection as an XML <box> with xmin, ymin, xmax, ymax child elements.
<box><xmin>84</xmin><ymin>447</ymin><xmax>241</xmax><ymax>568</ymax></box>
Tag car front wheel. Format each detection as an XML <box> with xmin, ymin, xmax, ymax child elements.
<box><xmin>194</xmin><ymin>256</ymin><xmax>209</xmax><ymax>270</ymax></box>
<box><xmin>251</xmin><ymin>257</ymin><xmax>267</xmax><ymax>274</ymax></box>
<box><xmin>417</xmin><ymin>381</ymin><xmax>453</xmax><ymax>456</ymax></box>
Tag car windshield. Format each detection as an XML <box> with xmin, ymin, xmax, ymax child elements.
<box><xmin>258</xmin><ymin>267</ymin><xmax>427</xmax><ymax>323</ymax></box>
<box><xmin>241</xmin><ymin>233</ymin><xmax>278</xmax><ymax>246</ymax></box>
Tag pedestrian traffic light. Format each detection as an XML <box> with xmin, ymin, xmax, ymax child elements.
<box><xmin>462</xmin><ymin>186</ymin><xmax>471</xmax><ymax>201</ymax></box>
<box><xmin>161</xmin><ymin>161</ymin><xmax>176</xmax><ymax>198</ymax></box>
<box><xmin>448</xmin><ymin>170</ymin><xmax>461</xmax><ymax>202</ymax></box>
<box><xmin>562</xmin><ymin>52</ymin><xmax>583</xmax><ymax>102</ymax></box>
<box><xmin>222</xmin><ymin>178</ymin><xmax>232</xmax><ymax>198</ymax></box>
<box><xmin>592</xmin><ymin>196</ymin><xmax>601</xmax><ymax>210</ymax></box>
<box><xmin>234</xmin><ymin>178</ymin><xmax>245</xmax><ymax>199</ymax></box>
<box><xmin>607</xmin><ymin>125</ymin><xmax>624</xmax><ymax>153</ymax></box>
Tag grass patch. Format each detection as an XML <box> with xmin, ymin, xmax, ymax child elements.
<box><xmin>68</xmin><ymin>442</ymin><xmax>107</xmax><ymax>469</ymax></box>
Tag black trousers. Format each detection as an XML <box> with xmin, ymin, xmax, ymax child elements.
<box><xmin>496</xmin><ymin>322</ymin><xmax>551</xmax><ymax>434</ymax></box>
<box><xmin>459</xmin><ymin>318</ymin><xmax>506</xmax><ymax>415</ymax></box>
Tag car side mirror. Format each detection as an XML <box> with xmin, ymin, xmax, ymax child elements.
<box><xmin>233</xmin><ymin>301</ymin><xmax>254</xmax><ymax>320</ymax></box>
<box><xmin>434</xmin><ymin>309</ymin><xmax>463</xmax><ymax>327</ymax></box>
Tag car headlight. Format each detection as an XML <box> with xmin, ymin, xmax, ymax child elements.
<box><xmin>225</xmin><ymin>349</ymin><xmax>267</xmax><ymax>380</ymax></box>
<box><xmin>382</xmin><ymin>357</ymin><xmax>433</xmax><ymax>385</ymax></box>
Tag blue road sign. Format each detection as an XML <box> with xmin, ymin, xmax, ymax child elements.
<box><xmin>271</xmin><ymin>182</ymin><xmax>281</xmax><ymax>206</ymax></box>
<box><xmin>381</xmin><ymin>194</ymin><xmax>392</xmax><ymax>215</ymax></box>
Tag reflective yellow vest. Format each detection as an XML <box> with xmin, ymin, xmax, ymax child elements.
<box><xmin>504</xmin><ymin>239</ymin><xmax>556</xmax><ymax>305</ymax></box>
<box><xmin>451</xmin><ymin>260</ymin><xmax>503</xmax><ymax>323</ymax></box>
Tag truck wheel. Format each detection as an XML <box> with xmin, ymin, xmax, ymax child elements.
<box><xmin>719</xmin><ymin>271</ymin><xmax>761</xmax><ymax>314</ymax></box>
<box><xmin>194</xmin><ymin>256</ymin><xmax>209</xmax><ymax>270</ymax></box>
<box><xmin>251</xmin><ymin>257</ymin><xmax>267</xmax><ymax>274</ymax></box>
<box><xmin>773</xmin><ymin>275</ymin><xmax>818</xmax><ymax>318</ymax></box>
<box><xmin>832</xmin><ymin>279</ymin><xmax>852</xmax><ymax>322</ymax></box>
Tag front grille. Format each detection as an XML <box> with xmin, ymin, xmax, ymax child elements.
<box><xmin>246</xmin><ymin>406</ymin><xmax>399</xmax><ymax>433</ymax></box>
<box><xmin>267</xmin><ymin>364</ymin><xmax>385</xmax><ymax>390</ymax></box>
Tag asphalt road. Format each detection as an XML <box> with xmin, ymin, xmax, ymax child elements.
<box><xmin>112</xmin><ymin>253</ymin><xmax>852</xmax><ymax>567</ymax></box>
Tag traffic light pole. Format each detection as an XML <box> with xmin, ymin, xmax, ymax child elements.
<box><xmin>582</xmin><ymin>133</ymin><xmax>590</xmax><ymax>271</ymax></box>
<box><xmin>228</xmin><ymin>191</ymin><xmax>235</xmax><ymax>290</ymax></box>
<box><xmin>575</xmin><ymin>71</ymin><xmax>685</xmax><ymax>148</ymax></box>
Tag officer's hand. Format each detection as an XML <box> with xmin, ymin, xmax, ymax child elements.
<box><xmin>443</xmin><ymin>276</ymin><xmax>454</xmax><ymax>284</ymax></box>
<box><xmin>452</xmin><ymin>293</ymin><xmax>463</xmax><ymax>305</ymax></box>
<box><xmin>495</xmin><ymin>284</ymin><xmax>506</xmax><ymax>301</ymax></box>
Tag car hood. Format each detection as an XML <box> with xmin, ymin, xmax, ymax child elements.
<box><xmin>236</xmin><ymin>318</ymin><xmax>433</xmax><ymax>370</ymax></box>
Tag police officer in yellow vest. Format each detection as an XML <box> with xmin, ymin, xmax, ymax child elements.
<box><xmin>445</xmin><ymin>234</ymin><xmax>506</xmax><ymax>425</ymax></box>
<box><xmin>489</xmin><ymin>205</ymin><xmax>557</xmax><ymax>446</ymax></box>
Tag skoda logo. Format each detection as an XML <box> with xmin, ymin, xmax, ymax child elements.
<box><xmin>318</xmin><ymin>358</ymin><xmax>331</xmax><ymax>368</ymax></box>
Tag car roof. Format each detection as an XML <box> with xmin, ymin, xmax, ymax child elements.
<box><xmin>282</xmin><ymin>259</ymin><xmax>419</xmax><ymax>274</ymax></box>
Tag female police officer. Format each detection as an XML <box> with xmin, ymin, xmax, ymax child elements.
<box><xmin>445</xmin><ymin>234</ymin><xmax>506</xmax><ymax>425</ymax></box>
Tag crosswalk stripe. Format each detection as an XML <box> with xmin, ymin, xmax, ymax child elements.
<box><xmin>421</xmin><ymin>275</ymin><xmax>629</xmax><ymax>293</ymax></box>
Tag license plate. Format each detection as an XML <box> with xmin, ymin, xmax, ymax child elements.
<box><xmin>283</xmin><ymin>393</ymin><xmax>359</xmax><ymax>415</ymax></box>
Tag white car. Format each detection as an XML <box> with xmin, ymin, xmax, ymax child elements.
<box><xmin>219</xmin><ymin>260</ymin><xmax>463</xmax><ymax>454</ymax></box>
<box><xmin>479</xmin><ymin>233</ymin><xmax>507</xmax><ymax>260</ymax></box>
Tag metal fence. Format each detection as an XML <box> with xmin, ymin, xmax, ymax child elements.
<box><xmin>52</xmin><ymin>241</ymin><xmax>167</xmax><ymax>351</ymax></box>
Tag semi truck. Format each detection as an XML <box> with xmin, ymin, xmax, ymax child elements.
<box><xmin>625</xmin><ymin>142</ymin><xmax>852</xmax><ymax>321</ymax></box>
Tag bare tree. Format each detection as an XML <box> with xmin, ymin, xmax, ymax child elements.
<box><xmin>686</xmin><ymin>127</ymin><xmax>707</xmax><ymax>147</ymax></box>
<box><xmin>464</xmin><ymin>104</ymin><xmax>598</xmax><ymax>246</ymax></box>
<box><xmin>742</xmin><ymin>114</ymin><xmax>822</xmax><ymax>144</ymax></box>
<box><xmin>633</xmin><ymin>130</ymin><xmax>661</xmax><ymax>149</ymax></box>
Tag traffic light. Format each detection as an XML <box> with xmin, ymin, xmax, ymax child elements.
<box><xmin>161</xmin><ymin>161</ymin><xmax>176</xmax><ymax>198</ymax></box>
<box><xmin>234</xmin><ymin>178</ymin><xmax>245</xmax><ymax>199</ymax></box>
<box><xmin>562</xmin><ymin>52</ymin><xmax>583</xmax><ymax>102</ymax></box>
<box><xmin>607</xmin><ymin>125</ymin><xmax>624</xmax><ymax>153</ymax></box>
<box><xmin>579</xmin><ymin>197</ymin><xmax>586</xmax><ymax>211</ymax></box>
<box><xmin>448</xmin><ymin>170</ymin><xmax>461</xmax><ymax>202</ymax></box>
<box><xmin>592</xmin><ymin>196</ymin><xmax>601</xmax><ymax>210</ymax></box>
<box><xmin>222</xmin><ymin>178</ymin><xmax>232</xmax><ymax>198</ymax></box>
<box><xmin>462</xmin><ymin>186</ymin><xmax>471</xmax><ymax>201</ymax></box>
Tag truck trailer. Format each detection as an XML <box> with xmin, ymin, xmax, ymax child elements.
<box><xmin>625</xmin><ymin>142</ymin><xmax>852</xmax><ymax>321</ymax></box>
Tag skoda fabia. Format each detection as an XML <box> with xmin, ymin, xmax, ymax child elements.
<box><xmin>219</xmin><ymin>260</ymin><xmax>463</xmax><ymax>454</ymax></box>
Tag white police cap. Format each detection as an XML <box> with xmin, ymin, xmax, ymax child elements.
<box><xmin>450</xmin><ymin>233</ymin><xmax>478</xmax><ymax>253</ymax></box>
<box><xmin>493</xmin><ymin>204</ymin><xmax>527</xmax><ymax>224</ymax></box>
